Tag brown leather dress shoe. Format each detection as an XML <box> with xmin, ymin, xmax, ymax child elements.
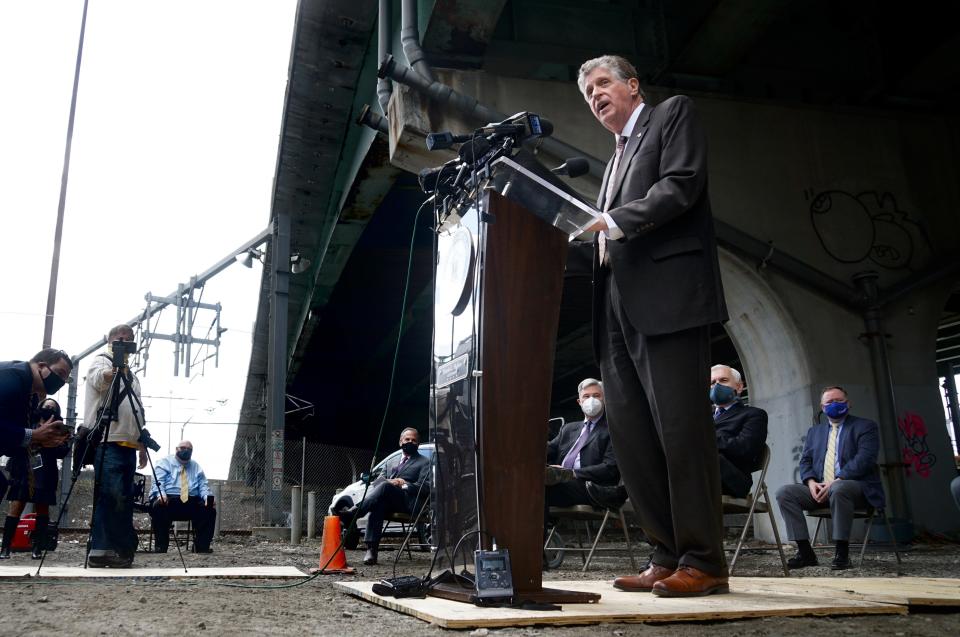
<box><xmin>613</xmin><ymin>563</ymin><xmax>674</xmax><ymax>592</ymax></box>
<box><xmin>651</xmin><ymin>565</ymin><xmax>729</xmax><ymax>597</ymax></box>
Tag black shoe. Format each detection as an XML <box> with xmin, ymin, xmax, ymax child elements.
<box><xmin>786</xmin><ymin>552</ymin><xmax>819</xmax><ymax>569</ymax></box>
<box><xmin>585</xmin><ymin>482</ymin><xmax>628</xmax><ymax>510</ymax></box>
<box><xmin>0</xmin><ymin>516</ymin><xmax>19</xmax><ymax>560</ymax></box>
<box><xmin>31</xmin><ymin>516</ymin><xmax>49</xmax><ymax>559</ymax></box>
<box><xmin>89</xmin><ymin>553</ymin><xmax>134</xmax><ymax>568</ymax></box>
<box><xmin>831</xmin><ymin>553</ymin><xmax>851</xmax><ymax>570</ymax></box>
<box><xmin>193</xmin><ymin>547</ymin><xmax>214</xmax><ymax>554</ymax></box>
<box><xmin>154</xmin><ymin>547</ymin><xmax>168</xmax><ymax>554</ymax></box>
<box><xmin>363</xmin><ymin>548</ymin><xmax>378</xmax><ymax>565</ymax></box>
<box><xmin>337</xmin><ymin>506</ymin><xmax>359</xmax><ymax>528</ymax></box>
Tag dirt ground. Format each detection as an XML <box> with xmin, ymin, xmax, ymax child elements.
<box><xmin>0</xmin><ymin>532</ymin><xmax>957</xmax><ymax>636</ymax></box>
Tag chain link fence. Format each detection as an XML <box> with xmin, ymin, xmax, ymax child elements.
<box><xmin>17</xmin><ymin>437</ymin><xmax>375</xmax><ymax>536</ymax></box>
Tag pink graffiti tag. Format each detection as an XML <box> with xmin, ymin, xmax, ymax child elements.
<box><xmin>897</xmin><ymin>411</ymin><xmax>936</xmax><ymax>478</ymax></box>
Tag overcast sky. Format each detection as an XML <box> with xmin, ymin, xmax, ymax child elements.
<box><xmin>0</xmin><ymin>0</ymin><xmax>298</xmax><ymax>478</ymax></box>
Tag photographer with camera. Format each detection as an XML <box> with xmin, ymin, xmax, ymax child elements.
<box><xmin>0</xmin><ymin>398</ymin><xmax>71</xmax><ymax>559</ymax></box>
<box><xmin>80</xmin><ymin>325</ymin><xmax>148</xmax><ymax>568</ymax></box>
<box><xmin>0</xmin><ymin>348</ymin><xmax>73</xmax><ymax>503</ymax></box>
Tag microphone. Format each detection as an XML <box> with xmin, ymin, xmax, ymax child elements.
<box><xmin>418</xmin><ymin>161</ymin><xmax>459</xmax><ymax>195</ymax></box>
<box><xmin>551</xmin><ymin>157</ymin><xmax>590</xmax><ymax>178</ymax></box>
<box><xmin>476</xmin><ymin>112</ymin><xmax>553</xmax><ymax>140</ymax></box>
<box><xmin>425</xmin><ymin>131</ymin><xmax>472</xmax><ymax>151</ymax></box>
<box><xmin>458</xmin><ymin>136</ymin><xmax>492</xmax><ymax>163</ymax></box>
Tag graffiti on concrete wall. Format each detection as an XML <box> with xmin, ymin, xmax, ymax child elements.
<box><xmin>898</xmin><ymin>411</ymin><xmax>936</xmax><ymax>478</ymax></box>
<box><xmin>792</xmin><ymin>434</ymin><xmax>807</xmax><ymax>484</ymax></box>
<box><xmin>806</xmin><ymin>189</ymin><xmax>934</xmax><ymax>271</ymax></box>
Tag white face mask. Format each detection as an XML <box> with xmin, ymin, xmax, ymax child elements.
<box><xmin>580</xmin><ymin>397</ymin><xmax>603</xmax><ymax>419</ymax></box>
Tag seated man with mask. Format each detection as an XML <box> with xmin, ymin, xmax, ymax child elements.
<box><xmin>338</xmin><ymin>427</ymin><xmax>430</xmax><ymax>565</ymax></box>
<box><xmin>710</xmin><ymin>364</ymin><xmax>768</xmax><ymax>498</ymax></box>
<box><xmin>545</xmin><ymin>378</ymin><xmax>621</xmax><ymax>512</ymax></box>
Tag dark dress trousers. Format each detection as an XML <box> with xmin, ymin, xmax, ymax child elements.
<box><xmin>776</xmin><ymin>414</ymin><xmax>883</xmax><ymax>542</ymax></box>
<box><xmin>592</xmin><ymin>96</ymin><xmax>729</xmax><ymax>576</ymax></box>
<box><xmin>356</xmin><ymin>451</ymin><xmax>430</xmax><ymax>546</ymax></box>
<box><xmin>0</xmin><ymin>362</ymin><xmax>37</xmax><ymax>503</ymax></box>
<box><xmin>714</xmin><ymin>402</ymin><xmax>768</xmax><ymax>498</ymax></box>
<box><xmin>0</xmin><ymin>362</ymin><xmax>33</xmax><ymax>457</ymax></box>
<box><xmin>545</xmin><ymin>415</ymin><xmax>620</xmax><ymax>509</ymax></box>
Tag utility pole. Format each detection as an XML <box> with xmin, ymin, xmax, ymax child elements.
<box><xmin>43</xmin><ymin>0</ymin><xmax>89</xmax><ymax>347</ymax></box>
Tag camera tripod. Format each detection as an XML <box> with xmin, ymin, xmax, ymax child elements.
<box><xmin>38</xmin><ymin>347</ymin><xmax>188</xmax><ymax>575</ymax></box>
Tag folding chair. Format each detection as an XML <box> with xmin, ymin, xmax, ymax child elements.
<box><xmin>545</xmin><ymin>503</ymin><xmax>637</xmax><ymax>572</ymax></box>
<box><xmin>806</xmin><ymin>507</ymin><xmax>902</xmax><ymax>573</ymax></box>
<box><xmin>723</xmin><ymin>444</ymin><xmax>789</xmax><ymax>575</ymax></box>
<box><xmin>380</xmin><ymin>499</ymin><xmax>430</xmax><ymax>559</ymax></box>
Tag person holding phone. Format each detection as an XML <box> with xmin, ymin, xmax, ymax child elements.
<box><xmin>0</xmin><ymin>398</ymin><xmax>71</xmax><ymax>559</ymax></box>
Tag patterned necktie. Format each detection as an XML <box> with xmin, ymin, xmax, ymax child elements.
<box><xmin>561</xmin><ymin>422</ymin><xmax>593</xmax><ymax>470</ymax></box>
<box><xmin>180</xmin><ymin>467</ymin><xmax>189</xmax><ymax>503</ymax></box>
<box><xmin>599</xmin><ymin>136</ymin><xmax>628</xmax><ymax>265</ymax></box>
<box><xmin>823</xmin><ymin>422</ymin><xmax>840</xmax><ymax>482</ymax></box>
<box><xmin>392</xmin><ymin>456</ymin><xmax>408</xmax><ymax>478</ymax></box>
<box><xmin>713</xmin><ymin>408</ymin><xmax>722</xmax><ymax>422</ymax></box>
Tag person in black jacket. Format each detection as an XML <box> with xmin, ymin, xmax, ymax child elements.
<box><xmin>545</xmin><ymin>379</ymin><xmax>620</xmax><ymax>515</ymax></box>
<box><xmin>710</xmin><ymin>365</ymin><xmax>768</xmax><ymax>498</ymax></box>
<box><xmin>337</xmin><ymin>427</ymin><xmax>430</xmax><ymax>565</ymax></box>
<box><xmin>0</xmin><ymin>398</ymin><xmax>71</xmax><ymax>559</ymax></box>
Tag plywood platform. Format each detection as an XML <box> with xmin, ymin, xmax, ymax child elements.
<box><xmin>335</xmin><ymin>579</ymin><xmax>909</xmax><ymax>629</ymax></box>
<box><xmin>733</xmin><ymin>576</ymin><xmax>960</xmax><ymax>607</ymax></box>
<box><xmin>0</xmin><ymin>565</ymin><xmax>306</xmax><ymax>579</ymax></box>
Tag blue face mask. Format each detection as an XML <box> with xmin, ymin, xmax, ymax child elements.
<box><xmin>823</xmin><ymin>401</ymin><xmax>849</xmax><ymax>420</ymax></box>
<box><xmin>709</xmin><ymin>383</ymin><xmax>737</xmax><ymax>406</ymax></box>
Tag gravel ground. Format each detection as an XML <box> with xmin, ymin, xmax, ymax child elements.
<box><xmin>0</xmin><ymin>533</ymin><xmax>957</xmax><ymax>636</ymax></box>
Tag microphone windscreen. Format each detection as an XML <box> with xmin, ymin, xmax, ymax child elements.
<box><xmin>536</xmin><ymin>117</ymin><xmax>554</xmax><ymax>138</ymax></box>
<box><xmin>565</xmin><ymin>157</ymin><xmax>589</xmax><ymax>178</ymax></box>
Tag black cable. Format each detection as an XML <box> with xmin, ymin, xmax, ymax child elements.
<box><xmin>222</xmin><ymin>197</ymin><xmax>432</xmax><ymax>590</ymax></box>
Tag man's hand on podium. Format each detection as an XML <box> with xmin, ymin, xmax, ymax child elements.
<box><xmin>585</xmin><ymin>216</ymin><xmax>609</xmax><ymax>233</ymax></box>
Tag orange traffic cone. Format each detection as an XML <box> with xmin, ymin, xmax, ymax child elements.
<box><xmin>310</xmin><ymin>515</ymin><xmax>355</xmax><ymax>574</ymax></box>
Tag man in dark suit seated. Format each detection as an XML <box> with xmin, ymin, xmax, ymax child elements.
<box><xmin>710</xmin><ymin>365</ymin><xmax>768</xmax><ymax>498</ymax></box>
<box><xmin>545</xmin><ymin>379</ymin><xmax>620</xmax><ymax>515</ymax></box>
<box><xmin>338</xmin><ymin>427</ymin><xmax>430</xmax><ymax>565</ymax></box>
<box><xmin>776</xmin><ymin>386</ymin><xmax>885</xmax><ymax>570</ymax></box>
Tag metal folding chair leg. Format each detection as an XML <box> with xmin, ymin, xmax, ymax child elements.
<box><xmin>763</xmin><ymin>486</ymin><xmax>789</xmax><ymax>575</ymax></box>
<box><xmin>858</xmin><ymin>516</ymin><xmax>874</xmax><ymax>568</ymax></box>
<box><xmin>882</xmin><ymin>512</ymin><xmax>903</xmax><ymax>574</ymax></box>
<box><xmin>619</xmin><ymin>509</ymin><xmax>638</xmax><ymax>572</ymax></box>
<box><xmin>582</xmin><ymin>510</ymin><xmax>611</xmax><ymax>572</ymax></box>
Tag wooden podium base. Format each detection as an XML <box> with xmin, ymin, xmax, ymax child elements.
<box><xmin>428</xmin><ymin>582</ymin><xmax>601</xmax><ymax>605</ymax></box>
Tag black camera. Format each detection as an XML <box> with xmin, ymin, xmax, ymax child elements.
<box><xmin>138</xmin><ymin>428</ymin><xmax>161</xmax><ymax>452</ymax></box>
<box><xmin>111</xmin><ymin>339</ymin><xmax>137</xmax><ymax>355</ymax></box>
<box><xmin>36</xmin><ymin>407</ymin><xmax>59</xmax><ymax>422</ymax></box>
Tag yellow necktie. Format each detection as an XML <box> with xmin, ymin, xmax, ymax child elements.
<box><xmin>823</xmin><ymin>423</ymin><xmax>839</xmax><ymax>482</ymax></box>
<box><xmin>180</xmin><ymin>467</ymin><xmax>189</xmax><ymax>503</ymax></box>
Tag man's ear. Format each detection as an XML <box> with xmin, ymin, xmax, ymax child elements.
<box><xmin>628</xmin><ymin>77</ymin><xmax>640</xmax><ymax>97</ymax></box>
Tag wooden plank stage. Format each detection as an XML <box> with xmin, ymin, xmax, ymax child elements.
<box><xmin>335</xmin><ymin>579</ymin><xmax>909</xmax><ymax>629</ymax></box>
<box><xmin>733</xmin><ymin>576</ymin><xmax>960</xmax><ymax>607</ymax></box>
<box><xmin>0</xmin><ymin>566</ymin><xmax>306</xmax><ymax>579</ymax></box>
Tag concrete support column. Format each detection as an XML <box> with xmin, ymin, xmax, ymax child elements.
<box><xmin>266</xmin><ymin>214</ymin><xmax>290</xmax><ymax>525</ymax></box>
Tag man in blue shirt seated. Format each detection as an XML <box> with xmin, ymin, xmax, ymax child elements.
<box><xmin>149</xmin><ymin>440</ymin><xmax>216</xmax><ymax>553</ymax></box>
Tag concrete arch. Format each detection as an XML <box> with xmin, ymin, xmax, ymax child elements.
<box><xmin>718</xmin><ymin>249</ymin><xmax>816</xmax><ymax>540</ymax></box>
